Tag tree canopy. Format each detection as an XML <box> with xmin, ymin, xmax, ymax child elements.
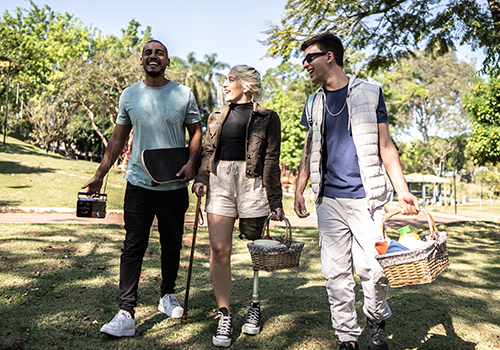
<box><xmin>0</xmin><ymin>2</ymin><xmax>228</xmax><ymax>163</ymax></box>
<box><xmin>3</xmin><ymin>0</ymin><xmax>496</xmax><ymax>185</ymax></box>
<box><xmin>397</xmin><ymin>135</ymin><xmax>468</xmax><ymax>176</ymax></box>
<box><xmin>171</xmin><ymin>52</ymin><xmax>229</xmax><ymax>124</ymax></box>
<box><xmin>465</xmin><ymin>75</ymin><xmax>500</xmax><ymax>165</ymax></box>
<box><xmin>263</xmin><ymin>0</ymin><xmax>500</xmax><ymax>73</ymax></box>
<box><xmin>376</xmin><ymin>50</ymin><xmax>475</xmax><ymax>144</ymax></box>
<box><xmin>0</xmin><ymin>1</ymin><xmax>93</xmax><ymax>94</ymax></box>
<box><xmin>262</xmin><ymin>62</ymin><xmax>316</xmax><ymax>172</ymax></box>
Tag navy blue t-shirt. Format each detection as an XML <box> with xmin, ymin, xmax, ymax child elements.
<box><xmin>300</xmin><ymin>86</ymin><xmax>389</xmax><ymax>199</ymax></box>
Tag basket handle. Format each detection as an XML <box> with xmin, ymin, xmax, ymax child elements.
<box><xmin>381</xmin><ymin>208</ymin><xmax>439</xmax><ymax>240</ymax></box>
<box><xmin>261</xmin><ymin>214</ymin><xmax>293</xmax><ymax>241</ymax></box>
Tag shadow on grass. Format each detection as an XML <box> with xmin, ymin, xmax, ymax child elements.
<box><xmin>0</xmin><ymin>224</ymin><xmax>124</xmax><ymax>349</ymax></box>
<box><xmin>382</xmin><ymin>221</ymin><xmax>500</xmax><ymax>350</ymax></box>
<box><xmin>388</xmin><ymin>289</ymin><xmax>477</xmax><ymax>349</ymax></box>
<box><xmin>1</xmin><ymin>222</ymin><xmax>498</xmax><ymax>349</ymax></box>
<box><xmin>0</xmin><ymin>160</ymin><xmax>55</xmax><ymax>175</ymax></box>
<box><xmin>0</xmin><ymin>139</ymin><xmax>63</xmax><ymax>160</ymax></box>
<box><xmin>0</xmin><ymin>199</ymin><xmax>22</xmax><ymax>207</ymax></box>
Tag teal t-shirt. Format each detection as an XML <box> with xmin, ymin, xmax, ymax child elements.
<box><xmin>116</xmin><ymin>80</ymin><xmax>201</xmax><ymax>191</ymax></box>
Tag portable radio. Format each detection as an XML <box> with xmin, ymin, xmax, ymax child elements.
<box><xmin>76</xmin><ymin>192</ymin><xmax>107</xmax><ymax>218</ymax></box>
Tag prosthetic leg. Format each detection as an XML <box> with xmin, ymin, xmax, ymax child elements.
<box><xmin>241</xmin><ymin>270</ymin><xmax>261</xmax><ymax>335</ymax></box>
<box><xmin>252</xmin><ymin>270</ymin><xmax>259</xmax><ymax>301</ymax></box>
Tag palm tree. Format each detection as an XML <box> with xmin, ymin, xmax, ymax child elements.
<box><xmin>203</xmin><ymin>53</ymin><xmax>230</xmax><ymax>109</ymax></box>
<box><xmin>177</xmin><ymin>52</ymin><xmax>229</xmax><ymax>123</ymax></box>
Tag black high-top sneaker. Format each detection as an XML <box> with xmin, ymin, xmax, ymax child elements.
<box><xmin>213</xmin><ymin>307</ymin><xmax>232</xmax><ymax>347</ymax></box>
<box><xmin>339</xmin><ymin>341</ymin><xmax>359</xmax><ymax>350</ymax></box>
<box><xmin>367</xmin><ymin>317</ymin><xmax>389</xmax><ymax>350</ymax></box>
<box><xmin>241</xmin><ymin>300</ymin><xmax>261</xmax><ymax>335</ymax></box>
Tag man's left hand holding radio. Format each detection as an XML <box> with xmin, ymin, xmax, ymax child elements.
<box><xmin>82</xmin><ymin>175</ymin><xmax>104</xmax><ymax>196</ymax></box>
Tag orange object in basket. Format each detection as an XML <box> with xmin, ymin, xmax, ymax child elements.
<box><xmin>375</xmin><ymin>241</ymin><xmax>389</xmax><ymax>255</ymax></box>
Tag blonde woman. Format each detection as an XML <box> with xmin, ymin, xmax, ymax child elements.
<box><xmin>193</xmin><ymin>65</ymin><xmax>284</xmax><ymax>347</ymax></box>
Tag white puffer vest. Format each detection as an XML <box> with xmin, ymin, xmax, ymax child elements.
<box><xmin>306</xmin><ymin>74</ymin><xmax>393</xmax><ymax>212</ymax></box>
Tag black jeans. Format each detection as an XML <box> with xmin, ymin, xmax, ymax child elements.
<box><xmin>119</xmin><ymin>183</ymin><xmax>189</xmax><ymax>316</ymax></box>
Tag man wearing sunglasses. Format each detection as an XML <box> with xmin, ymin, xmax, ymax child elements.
<box><xmin>293</xmin><ymin>33</ymin><xmax>420</xmax><ymax>350</ymax></box>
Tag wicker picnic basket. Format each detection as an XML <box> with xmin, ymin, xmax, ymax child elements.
<box><xmin>375</xmin><ymin>209</ymin><xmax>450</xmax><ymax>288</ymax></box>
<box><xmin>247</xmin><ymin>215</ymin><xmax>305</xmax><ymax>272</ymax></box>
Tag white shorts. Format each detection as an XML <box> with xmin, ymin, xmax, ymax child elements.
<box><xmin>205</xmin><ymin>161</ymin><xmax>271</xmax><ymax>219</ymax></box>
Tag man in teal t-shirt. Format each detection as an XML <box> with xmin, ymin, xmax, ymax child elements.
<box><xmin>83</xmin><ymin>40</ymin><xmax>202</xmax><ymax>337</ymax></box>
<box><xmin>116</xmin><ymin>77</ymin><xmax>201</xmax><ymax>191</ymax></box>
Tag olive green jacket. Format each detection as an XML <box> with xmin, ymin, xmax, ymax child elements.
<box><xmin>195</xmin><ymin>103</ymin><xmax>283</xmax><ymax>211</ymax></box>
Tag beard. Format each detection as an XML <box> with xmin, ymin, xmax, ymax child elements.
<box><xmin>145</xmin><ymin>68</ymin><xmax>163</xmax><ymax>78</ymax></box>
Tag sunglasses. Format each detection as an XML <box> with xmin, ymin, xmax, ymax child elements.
<box><xmin>302</xmin><ymin>51</ymin><xmax>328</xmax><ymax>65</ymax></box>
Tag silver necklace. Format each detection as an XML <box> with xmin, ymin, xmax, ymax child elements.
<box><xmin>324</xmin><ymin>95</ymin><xmax>347</xmax><ymax>117</ymax></box>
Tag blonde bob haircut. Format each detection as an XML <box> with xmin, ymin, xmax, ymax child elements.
<box><xmin>231</xmin><ymin>65</ymin><xmax>263</xmax><ymax>102</ymax></box>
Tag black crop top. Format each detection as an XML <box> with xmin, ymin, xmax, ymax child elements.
<box><xmin>217</xmin><ymin>102</ymin><xmax>253</xmax><ymax>161</ymax></box>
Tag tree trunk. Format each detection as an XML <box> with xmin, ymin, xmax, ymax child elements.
<box><xmin>489</xmin><ymin>0</ymin><xmax>500</xmax><ymax>32</ymax></box>
<box><xmin>63</xmin><ymin>141</ymin><xmax>71</xmax><ymax>157</ymax></box>
<box><xmin>81</xmin><ymin>102</ymin><xmax>108</xmax><ymax>149</ymax></box>
<box><xmin>421</xmin><ymin>102</ymin><xmax>429</xmax><ymax>146</ymax></box>
<box><xmin>84</xmin><ymin>141</ymin><xmax>90</xmax><ymax>161</ymax></box>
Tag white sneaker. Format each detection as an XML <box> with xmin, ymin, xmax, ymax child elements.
<box><xmin>158</xmin><ymin>293</ymin><xmax>184</xmax><ymax>318</ymax></box>
<box><xmin>100</xmin><ymin>310</ymin><xmax>135</xmax><ymax>337</ymax></box>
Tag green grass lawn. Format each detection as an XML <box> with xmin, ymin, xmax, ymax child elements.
<box><xmin>0</xmin><ymin>134</ymin><xmax>316</xmax><ymax>214</ymax></box>
<box><xmin>0</xmin><ymin>135</ymin><xmax>128</xmax><ymax>210</ymax></box>
<box><xmin>1</xmin><ymin>134</ymin><xmax>500</xmax><ymax>349</ymax></box>
<box><xmin>429</xmin><ymin>201</ymin><xmax>500</xmax><ymax>219</ymax></box>
<box><xmin>1</xmin><ymin>220</ymin><xmax>499</xmax><ymax>349</ymax></box>
<box><xmin>2</xmin><ymin>133</ymin><xmax>494</xmax><ymax>220</ymax></box>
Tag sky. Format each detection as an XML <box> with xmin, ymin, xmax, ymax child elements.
<box><xmin>3</xmin><ymin>0</ymin><xmax>484</xmax><ymax>74</ymax></box>
<box><xmin>3</xmin><ymin>0</ymin><xmax>293</xmax><ymax>75</ymax></box>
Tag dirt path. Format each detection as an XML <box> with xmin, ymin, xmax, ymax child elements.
<box><xmin>0</xmin><ymin>205</ymin><xmax>476</xmax><ymax>228</ymax></box>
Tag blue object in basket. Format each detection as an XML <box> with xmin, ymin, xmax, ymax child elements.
<box><xmin>386</xmin><ymin>240</ymin><xmax>410</xmax><ymax>254</ymax></box>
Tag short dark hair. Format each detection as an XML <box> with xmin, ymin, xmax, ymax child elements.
<box><xmin>142</xmin><ymin>40</ymin><xmax>168</xmax><ymax>56</ymax></box>
<box><xmin>300</xmin><ymin>33</ymin><xmax>344</xmax><ymax>67</ymax></box>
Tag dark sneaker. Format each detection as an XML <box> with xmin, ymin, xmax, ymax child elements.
<box><xmin>241</xmin><ymin>300</ymin><xmax>261</xmax><ymax>335</ymax></box>
<box><xmin>213</xmin><ymin>307</ymin><xmax>232</xmax><ymax>347</ymax></box>
<box><xmin>339</xmin><ymin>341</ymin><xmax>359</xmax><ymax>350</ymax></box>
<box><xmin>367</xmin><ymin>317</ymin><xmax>389</xmax><ymax>350</ymax></box>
